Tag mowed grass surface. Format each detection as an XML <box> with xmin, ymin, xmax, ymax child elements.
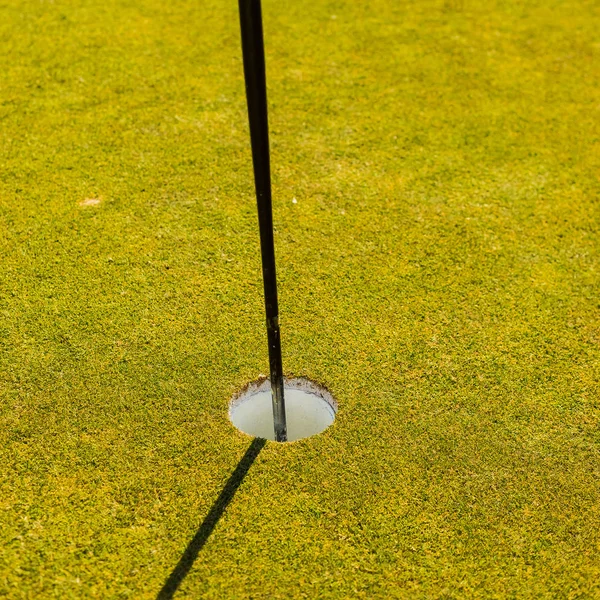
<box><xmin>1</xmin><ymin>0</ymin><xmax>600</xmax><ymax>597</ymax></box>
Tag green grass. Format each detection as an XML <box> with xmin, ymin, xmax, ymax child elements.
<box><xmin>1</xmin><ymin>0</ymin><xmax>599</xmax><ymax>597</ymax></box>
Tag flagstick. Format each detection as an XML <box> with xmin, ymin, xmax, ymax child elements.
<box><xmin>238</xmin><ymin>0</ymin><xmax>287</xmax><ymax>442</ymax></box>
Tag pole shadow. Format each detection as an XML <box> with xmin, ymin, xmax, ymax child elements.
<box><xmin>156</xmin><ymin>437</ymin><xmax>267</xmax><ymax>600</ymax></box>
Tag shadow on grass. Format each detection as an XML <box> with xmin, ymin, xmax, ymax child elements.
<box><xmin>156</xmin><ymin>437</ymin><xmax>267</xmax><ymax>600</ymax></box>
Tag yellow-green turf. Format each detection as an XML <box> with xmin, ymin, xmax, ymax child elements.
<box><xmin>1</xmin><ymin>0</ymin><xmax>599</xmax><ymax>597</ymax></box>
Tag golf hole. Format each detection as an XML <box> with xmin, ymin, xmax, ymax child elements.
<box><xmin>229</xmin><ymin>377</ymin><xmax>337</xmax><ymax>442</ymax></box>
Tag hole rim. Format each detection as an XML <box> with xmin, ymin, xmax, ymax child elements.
<box><xmin>229</xmin><ymin>376</ymin><xmax>338</xmax><ymax>442</ymax></box>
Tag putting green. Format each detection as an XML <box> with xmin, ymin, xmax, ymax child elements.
<box><xmin>1</xmin><ymin>0</ymin><xmax>599</xmax><ymax>597</ymax></box>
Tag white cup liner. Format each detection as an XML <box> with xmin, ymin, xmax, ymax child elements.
<box><xmin>229</xmin><ymin>377</ymin><xmax>337</xmax><ymax>442</ymax></box>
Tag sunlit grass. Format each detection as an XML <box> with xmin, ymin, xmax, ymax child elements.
<box><xmin>1</xmin><ymin>0</ymin><xmax>599</xmax><ymax>597</ymax></box>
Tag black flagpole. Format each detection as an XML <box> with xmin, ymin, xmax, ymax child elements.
<box><xmin>238</xmin><ymin>0</ymin><xmax>287</xmax><ymax>442</ymax></box>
